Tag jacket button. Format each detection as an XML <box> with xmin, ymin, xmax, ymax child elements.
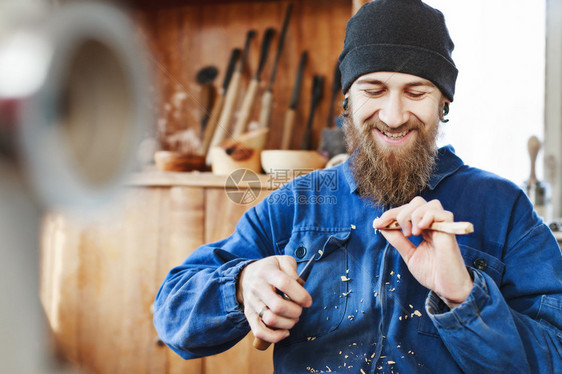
<box><xmin>295</xmin><ymin>246</ymin><xmax>307</xmax><ymax>259</ymax></box>
<box><xmin>473</xmin><ymin>258</ymin><xmax>487</xmax><ymax>271</ymax></box>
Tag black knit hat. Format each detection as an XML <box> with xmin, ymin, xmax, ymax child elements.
<box><xmin>338</xmin><ymin>0</ymin><xmax>458</xmax><ymax>101</ymax></box>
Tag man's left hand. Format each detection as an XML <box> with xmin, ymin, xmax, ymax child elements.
<box><xmin>373</xmin><ymin>197</ymin><xmax>473</xmax><ymax>309</ymax></box>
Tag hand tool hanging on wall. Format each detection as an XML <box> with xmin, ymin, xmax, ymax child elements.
<box><xmin>206</xmin><ymin>30</ymin><xmax>256</xmax><ymax>165</ymax></box>
<box><xmin>200</xmin><ymin>49</ymin><xmax>241</xmax><ymax>157</ymax></box>
<box><xmin>195</xmin><ymin>65</ymin><xmax>218</xmax><ymax>132</ymax></box>
<box><xmin>319</xmin><ymin>60</ymin><xmax>347</xmax><ymax>158</ymax></box>
<box><xmin>301</xmin><ymin>75</ymin><xmax>324</xmax><ymax>150</ymax></box>
<box><xmin>230</xmin><ymin>28</ymin><xmax>275</xmax><ymax>140</ymax></box>
<box><xmin>258</xmin><ymin>3</ymin><xmax>293</xmax><ymax>130</ymax></box>
<box><xmin>280</xmin><ymin>50</ymin><xmax>307</xmax><ymax>150</ymax></box>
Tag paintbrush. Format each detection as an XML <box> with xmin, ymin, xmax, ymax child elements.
<box><xmin>253</xmin><ymin>251</ymin><xmax>319</xmax><ymax>351</ymax></box>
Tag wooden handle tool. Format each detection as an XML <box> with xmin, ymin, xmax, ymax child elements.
<box><xmin>301</xmin><ymin>75</ymin><xmax>324</xmax><ymax>150</ymax></box>
<box><xmin>253</xmin><ymin>251</ymin><xmax>318</xmax><ymax>351</ymax></box>
<box><xmin>281</xmin><ymin>50</ymin><xmax>307</xmax><ymax>149</ymax></box>
<box><xmin>201</xmin><ymin>49</ymin><xmax>240</xmax><ymax>156</ymax></box>
<box><xmin>373</xmin><ymin>220</ymin><xmax>474</xmax><ymax>235</ymax></box>
<box><xmin>206</xmin><ymin>31</ymin><xmax>255</xmax><ymax>165</ymax></box>
<box><xmin>258</xmin><ymin>3</ymin><xmax>292</xmax><ymax>130</ymax></box>
<box><xmin>231</xmin><ymin>28</ymin><xmax>275</xmax><ymax>139</ymax></box>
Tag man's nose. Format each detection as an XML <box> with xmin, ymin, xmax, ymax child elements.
<box><xmin>378</xmin><ymin>93</ymin><xmax>408</xmax><ymax>128</ymax></box>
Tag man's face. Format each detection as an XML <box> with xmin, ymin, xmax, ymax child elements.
<box><xmin>347</xmin><ymin>71</ymin><xmax>444</xmax><ymax>154</ymax></box>
<box><xmin>344</xmin><ymin>71</ymin><xmax>447</xmax><ymax>207</ymax></box>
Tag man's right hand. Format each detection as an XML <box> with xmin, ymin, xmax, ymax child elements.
<box><xmin>236</xmin><ymin>255</ymin><xmax>313</xmax><ymax>344</ymax></box>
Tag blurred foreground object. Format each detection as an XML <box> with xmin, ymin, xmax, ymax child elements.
<box><xmin>523</xmin><ymin>136</ymin><xmax>551</xmax><ymax>222</ymax></box>
<box><xmin>0</xmin><ymin>0</ymin><xmax>152</xmax><ymax>372</ymax></box>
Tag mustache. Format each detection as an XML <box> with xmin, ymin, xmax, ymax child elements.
<box><xmin>362</xmin><ymin>115</ymin><xmax>425</xmax><ymax>134</ymax></box>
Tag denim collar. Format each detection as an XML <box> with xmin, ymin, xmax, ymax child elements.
<box><xmin>343</xmin><ymin>145</ymin><xmax>464</xmax><ymax>194</ymax></box>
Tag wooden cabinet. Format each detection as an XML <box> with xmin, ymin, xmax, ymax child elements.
<box><xmin>40</xmin><ymin>172</ymin><xmax>278</xmax><ymax>373</ymax></box>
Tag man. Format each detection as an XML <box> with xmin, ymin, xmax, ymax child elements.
<box><xmin>153</xmin><ymin>0</ymin><xmax>562</xmax><ymax>372</ymax></box>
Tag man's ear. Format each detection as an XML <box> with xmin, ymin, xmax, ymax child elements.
<box><xmin>440</xmin><ymin>99</ymin><xmax>450</xmax><ymax>123</ymax></box>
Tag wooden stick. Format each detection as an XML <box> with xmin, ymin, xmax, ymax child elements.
<box><xmin>373</xmin><ymin>220</ymin><xmax>474</xmax><ymax>235</ymax></box>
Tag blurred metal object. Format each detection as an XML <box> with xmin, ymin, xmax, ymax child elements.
<box><xmin>1</xmin><ymin>1</ymin><xmax>152</xmax><ymax>210</ymax></box>
<box><xmin>0</xmin><ymin>0</ymin><xmax>153</xmax><ymax>372</ymax></box>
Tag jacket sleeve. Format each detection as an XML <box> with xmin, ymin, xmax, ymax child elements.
<box><xmin>152</xmin><ymin>196</ymin><xmax>283</xmax><ymax>359</ymax></box>
<box><xmin>426</xmin><ymin>202</ymin><xmax>562</xmax><ymax>373</ymax></box>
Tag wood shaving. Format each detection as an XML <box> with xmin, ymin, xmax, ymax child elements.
<box><xmin>341</xmin><ymin>276</ymin><xmax>351</xmax><ymax>282</ymax></box>
<box><xmin>413</xmin><ymin>310</ymin><xmax>422</xmax><ymax>317</ymax></box>
<box><xmin>318</xmin><ymin>250</ymin><xmax>324</xmax><ymax>256</ymax></box>
<box><xmin>351</xmin><ymin>224</ymin><xmax>356</xmax><ymax>229</ymax></box>
<box><xmin>388</xmin><ymin>360</ymin><xmax>396</xmax><ymax>365</ymax></box>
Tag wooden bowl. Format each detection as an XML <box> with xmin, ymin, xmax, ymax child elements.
<box><xmin>260</xmin><ymin>150</ymin><xmax>328</xmax><ymax>174</ymax></box>
<box><xmin>210</xmin><ymin>146</ymin><xmax>261</xmax><ymax>176</ymax></box>
<box><xmin>208</xmin><ymin>128</ymin><xmax>269</xmax><ymax>176</ymax></box>
<box><xmin>154</xmin><ymin>151</ymin><xmax>205</xmax><ymax>172</ymax></box>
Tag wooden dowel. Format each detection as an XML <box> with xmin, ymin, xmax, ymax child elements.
<box><xmin>374</xmin><ymin>220</ymin><xmax>474</xmax><ymax>235</ymax></box>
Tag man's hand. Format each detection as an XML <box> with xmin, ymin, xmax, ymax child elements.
<box><xmin>236</xmin><ymin>255</ymin><xmax>312</xmax><ymax>344</ymax></box>
<box><xmin>373</xmin><ymin>197</ymin><xmax>473</xmax><ymax>309</ymax></box>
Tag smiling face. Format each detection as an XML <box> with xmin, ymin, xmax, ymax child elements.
<box><xmin>348</xmin><ymin>71</ymin><xmax>445</xmax><ymax>155</ymax></box>
<box><xmin>344</xmin><ymin>71</ymin><xmax>448</xmax><ymax>207</ymax></box>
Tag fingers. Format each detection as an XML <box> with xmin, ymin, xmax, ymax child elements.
<box><xmin>373</xmin><ymin>197</ymin><xmax>454</xmax><ymax>237</ymax></box>
<box><xmin>247</xmin><ymin>304</ymin><xmax>291</xmax><ymax>343</ymax></box>
<box><xmin>277</xmin><ymin>256</ymin><xmax>313</xmax><ymax>307</ymax></box>
<box><xmin>238</xmin><ymin>255</ymin><xmax>313</xmax><ymax>344</ymax></box>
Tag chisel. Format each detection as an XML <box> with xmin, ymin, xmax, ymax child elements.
<box><xmin>253</xmin><ymin>252</ymin><xmax>319</xmax><ymax>351</ymax></box>
<box><xmin>281</xmin><ymin>50</ymin><xmax>307</xmax><ymax>150</ymax></box>
<box><xmin>258</xmin><ymin>3</ymin><xmax>293</xmax><ymax>130</ymax></box>
<box><xmin>231</xmin><ymin>28</ymin><xmax>275</xmax><ymax>140</ymax></box>
<box><xmin>373</xmin><ymin>219</ymin><xmax>474</xmax><ymax>235</ymax></box>
<box><xmin>301</xmin><ymin>75</ymin><xmax>324</xmax><ymax>150</ymax></box>
<box><xmin>200</xmin><ymin>51</ymin><xmax>239</xmax><ymax>156</ymax></box>
<box><xmin>206</xmin><ymin>30</ymin><xmax>256</xmax><ymax>165</ymax></box>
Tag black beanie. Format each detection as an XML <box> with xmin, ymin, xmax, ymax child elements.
<box><xmin>338</xmin><ymin>0</ymin><xmax>458</xmax><ymax>101</ymax></box>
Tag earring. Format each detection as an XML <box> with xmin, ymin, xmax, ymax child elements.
<box><xmin>342</xmin><ymin>97</ymin><xmax>349</xmax><ymax>111</ymax></box>
<box><xmin>442</xmin><ymin>102</ymin><xmax>450</xmax><ymax>123</ymax></box>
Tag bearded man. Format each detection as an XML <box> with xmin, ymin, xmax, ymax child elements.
<box><xmin>153</xmin><ymin>0</ymin><xmax>562</xmax><ymax>372</ymax></box>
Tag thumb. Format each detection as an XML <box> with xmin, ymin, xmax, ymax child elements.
<box><xmin>379</xmin><ymin>229</ymin><xmax>417</xmax><ymax>263</ymax></box>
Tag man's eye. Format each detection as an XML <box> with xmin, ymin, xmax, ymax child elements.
<box><xmin>406</xmin><ymin>91</ymin><xmax>426</xmax><ymax>98</ymax></box>
<box><xmin>364</xmin><ymin>90</ymin><xmax>385</xmax><ymax>96</ymax></box>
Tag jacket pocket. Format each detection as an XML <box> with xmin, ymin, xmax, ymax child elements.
<box><xmin>537</xmin><ymin>295</ymin><xmax>562</xmax><ymax>338</ymax></box>
<box><xmin>417</xmin><ymin>244</ymin><xmax>506</xmax><ymax>337</ymax></box>
<box><xmin>276</xmin><ymin>227</ymin><xmax>352</xmax><ymax>343</ymax></box>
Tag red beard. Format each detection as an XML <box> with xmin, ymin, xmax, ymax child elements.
<box><xmin>343</xmin><ymin>107</ymin><xmax>439</xmax><ymax>207</ymax></box>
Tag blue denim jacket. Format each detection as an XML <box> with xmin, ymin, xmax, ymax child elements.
<box><xmin>154</xmin><ymin>146</ymin><xmax>562</xmax><ymax>373</ymax></box>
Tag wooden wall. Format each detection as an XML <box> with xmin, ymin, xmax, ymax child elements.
<box><xmin>131</xmin><ymin>0</ymin><xmax>351</xmax><ymax>151</ymax></box>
